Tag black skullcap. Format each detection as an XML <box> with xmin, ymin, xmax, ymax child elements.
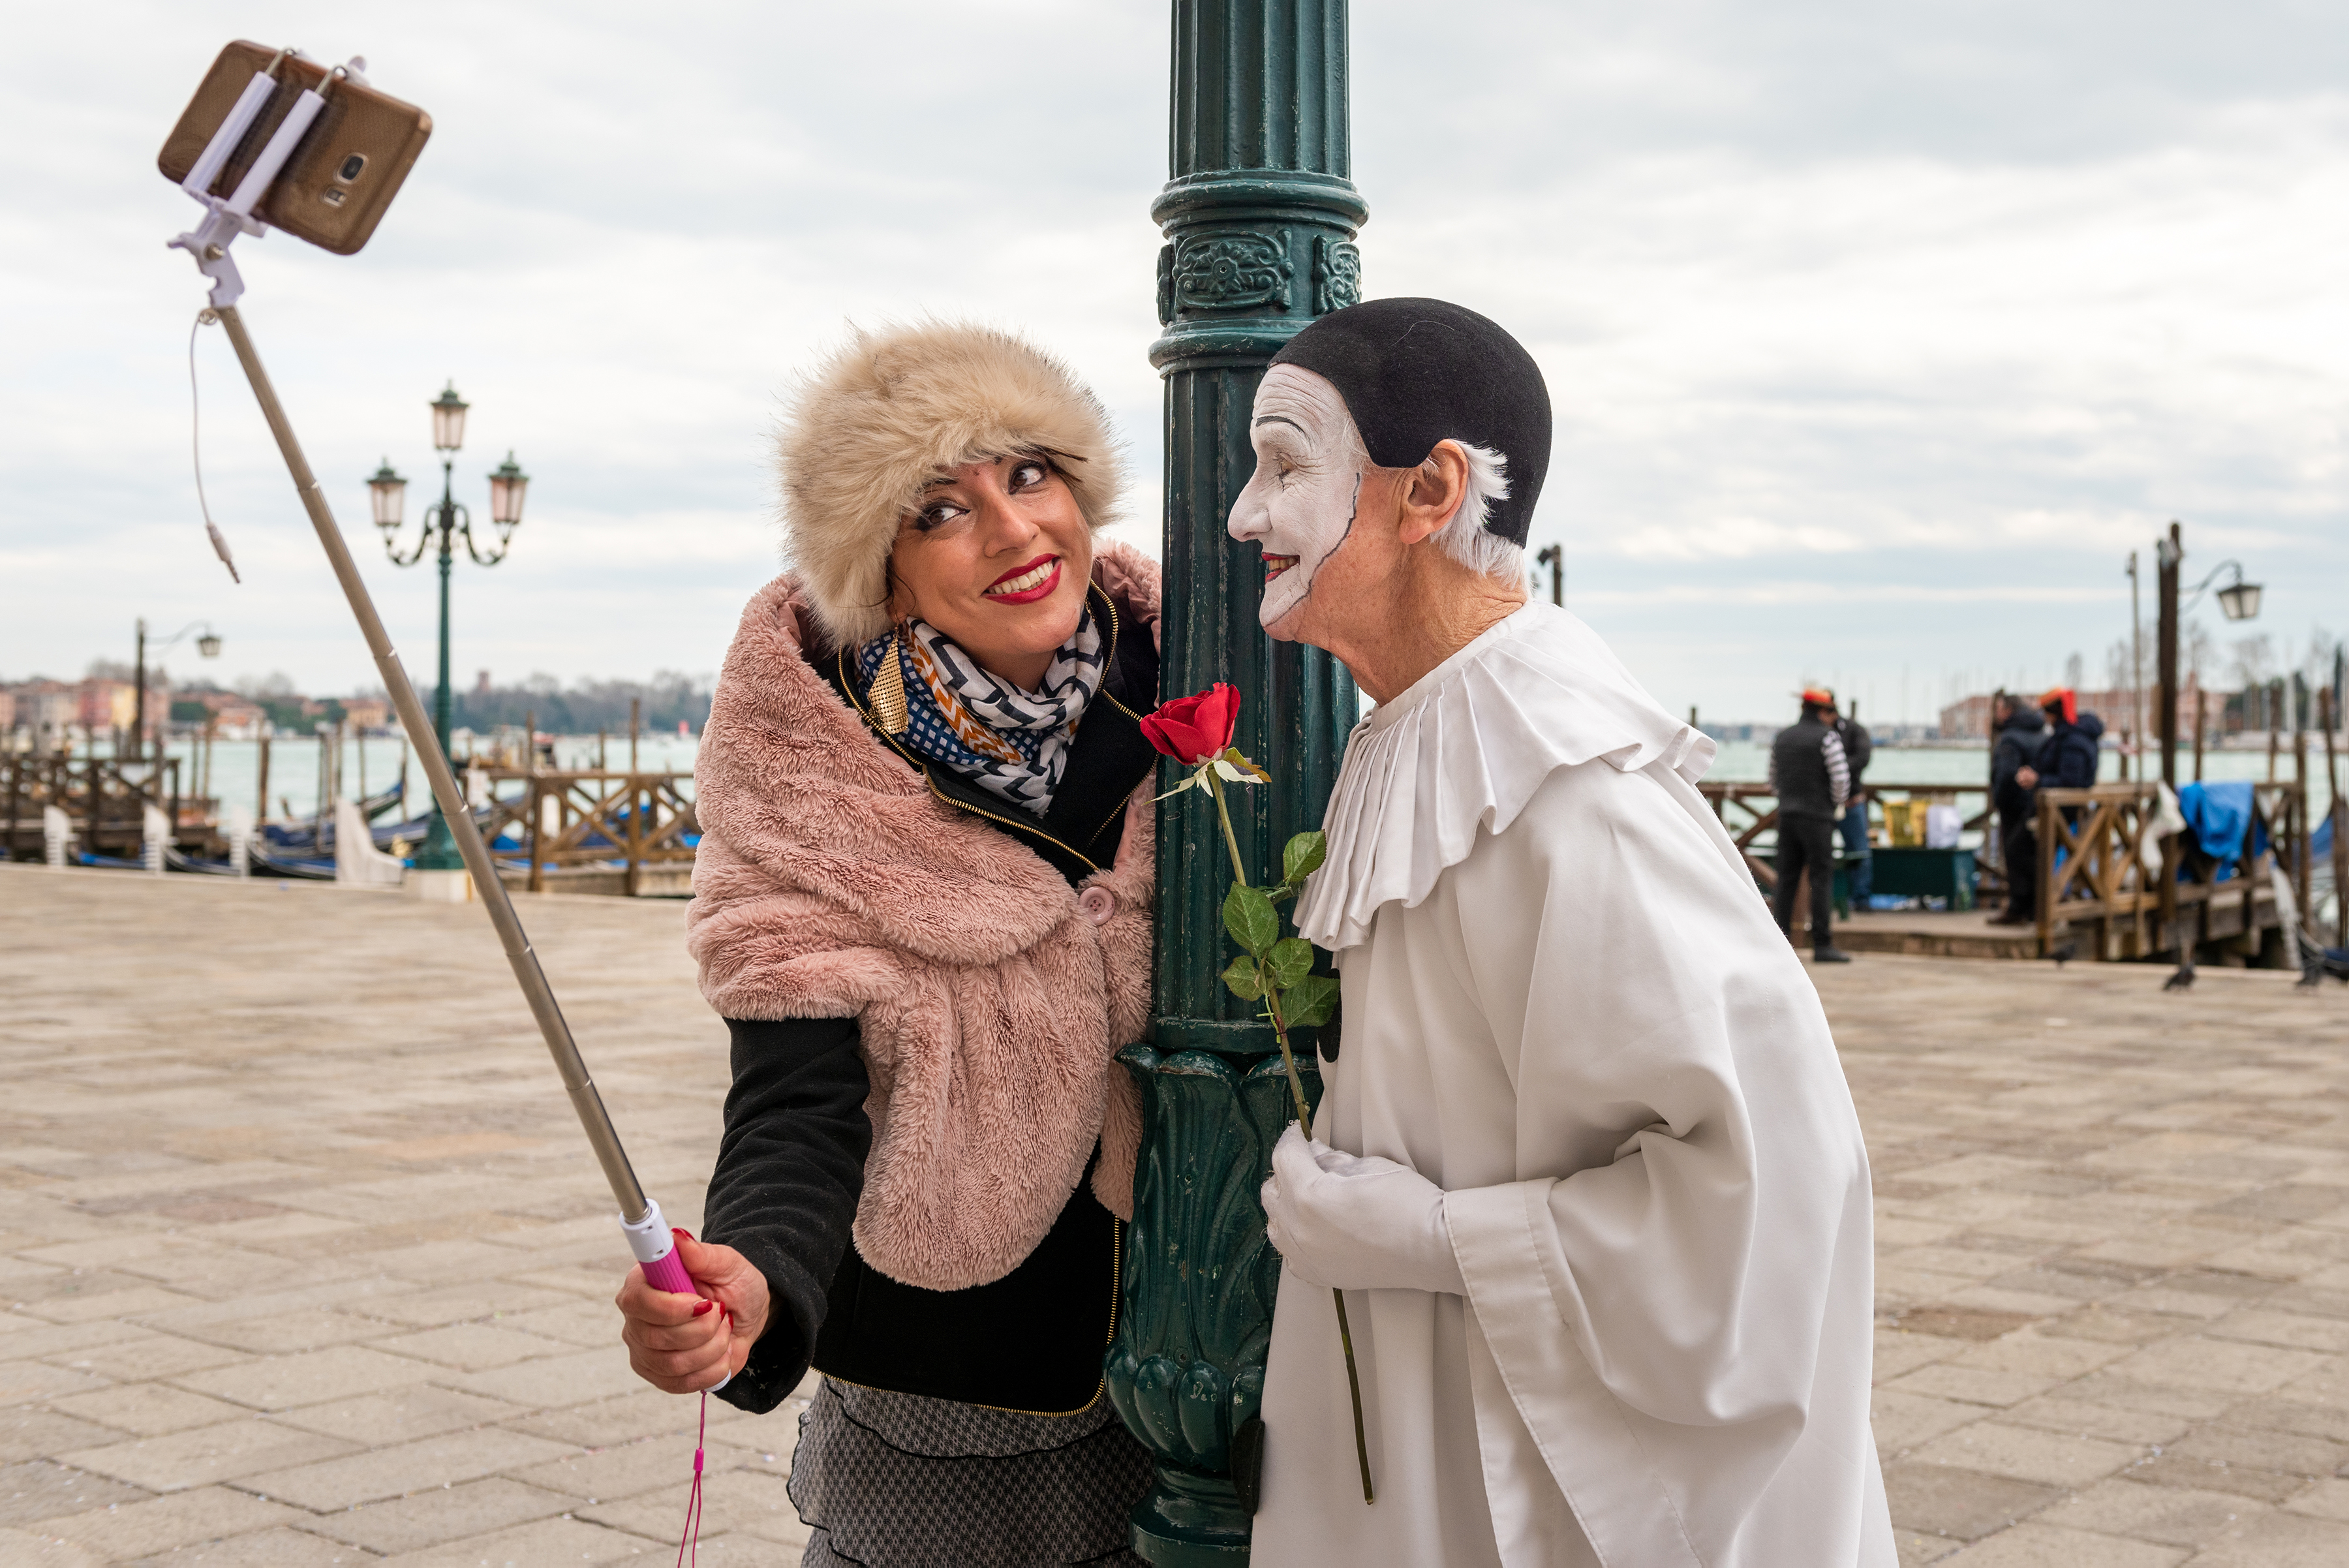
<box><xmin>1269</xmin><ymin>298</ymin><xmax>1551</xmax><ymax>546</ymax></box>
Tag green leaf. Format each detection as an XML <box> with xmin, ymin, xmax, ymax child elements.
<box><xmin>1222</xmin><ymin>882</ymin><xmax>1279</xmax><ymax>959</ymax></box>
<box><xmin>1220</xmin><ymin>956</ymin><xmax>1264</xmax><ymax>1000</ymax></box>
<box><xmin>1267</xmin><ymin>937</ymin><xmax>1313</xmax><ymax>992</ymax></box>
<box><xmin>1282</xmin><ymin>831</ymin><xmax>1328</xmax><ymax>887</ymax></box>
<box><xmin>1284</xmin><ymin>974</ymin><xmax>1340</xmax><ymax>1028</ymax></box>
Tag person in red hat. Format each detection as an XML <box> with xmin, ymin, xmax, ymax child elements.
<box><xmin>2034</xmin><ymin>686</ymin><xmax>2106</xmax><ymax>800</ymax></box>
<box><xmin>1768</xmin><ymin>687</ymin><xmax>1855</xmax><ymax>962</ymax></box>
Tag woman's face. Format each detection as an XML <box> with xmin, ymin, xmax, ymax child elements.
<box><xmin>887</xmin><ymin>454</ymin><xmax>1094</xmax><ymax>691</ymax></box>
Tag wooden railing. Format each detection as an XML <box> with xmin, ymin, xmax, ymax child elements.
<box><xmin>3</xmin><ymin>754</ymin><xmax>188</xmax><ymax>861</ymax></box>
<box><xmin>2034</xmin><ymin>781</ymin><xmax>2306</xmax><ymax>962</ymax></box>
<box><xmin>479</xmin><ymin>768</ymin><xmax>698</xmax><ymax>896</ymax></box>
<box><xmin>1696</xmin><ymin>780</ymin><xmax>1992</xmax><ymax>891</ymax></box>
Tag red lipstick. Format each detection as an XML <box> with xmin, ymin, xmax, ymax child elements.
<box><xmin>983</xmin><ymin>554</ymin><xmax>1062</xmax><ymax>604</ymax></box>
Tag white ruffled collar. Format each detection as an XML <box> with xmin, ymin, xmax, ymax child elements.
<box><xmin>1293</xmin><ymin>601</ymin><xmax>1715</xmax><ymax>953</ymax></box>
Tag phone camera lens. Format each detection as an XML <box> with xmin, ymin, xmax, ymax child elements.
<box><xmin>337</xmin><ymin>153</ymin><xmax>367</xmax><ymax>182</ymax></box>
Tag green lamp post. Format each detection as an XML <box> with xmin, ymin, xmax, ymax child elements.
<box><xmin>1105</xmin><ymin>3</ymin><xmax>1366</xmax><ymax>1561</ymax></box>
<box><xmin>368</xmin><ymin>383</ymin><xmax>529</xmax><ymax>870</ymax></box>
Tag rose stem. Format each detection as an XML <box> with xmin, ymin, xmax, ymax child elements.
<box><xmin>1204</xmin><ymin>765</ymin><xmax>1251</xmax><ymax>893</ymax></box>
<box><xmin>1265</xmin><ymin>987</ymin><xmax>1375</xmax><ymax>1503</ymax></box>
<box><xmin>1217</xmin><ymin>767</ymin><xmax>1373</xmax><ymax>1507</ymax></box>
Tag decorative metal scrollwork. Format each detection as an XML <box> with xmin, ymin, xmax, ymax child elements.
<box><xmin>1105</xmin><ymin>1043</ymin><xmax>1317</xmax><ymax>1537</ymax></box>
<box><xmin>1314</xmin><ymin>238</ymin><xmax>1362</xmax><ymax>315</ymax></box>
<box><xmin>1174</xmin><ymin>232</ymin><xmax>1294</xmax><ymax>313</ymax></box>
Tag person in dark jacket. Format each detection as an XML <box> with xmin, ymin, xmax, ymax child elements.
<box><xmin>1768</xmin><ymin>687</ymin><xmax>1854</xmax><ymax>962</ymax></box>
<box><xmin>1833</xmin><ymin>706</ymin><xmax>1873</xmax><ymax>906</ymax></box>
<box><xmin>1988</xmin><ymin>692</ymin><xmax>2047</xmax><ymax>925</ymax></box>
<box><xmin>2035</xmin><ymin>686</ymin><xmax>2104</xmax><ymax>792</ymax></box>
<box><xmin>613</xmin><ymin>323</ymin><xmax>1159</xmax><ymax>1567</ymax></box>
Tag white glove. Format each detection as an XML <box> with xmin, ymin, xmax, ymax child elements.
<box><xmin>1260</xmin><ymin>1124</ymin><xmax>1465</xmax><ymax>1295</ymax></box>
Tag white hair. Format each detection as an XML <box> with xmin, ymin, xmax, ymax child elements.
<box><xmin>1432</xmin><ymin>442</ymin><xmax>1522</xmax><ymax>582</ymax></box>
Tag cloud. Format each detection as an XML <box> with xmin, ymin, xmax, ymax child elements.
<box><xmin>3</xmin><ymin>1</ymin><xmax>2344</xmax><ymax>728</ymax></box>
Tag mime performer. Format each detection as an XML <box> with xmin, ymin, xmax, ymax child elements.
<box><xmin>1231</xmin><ymin>299</ymin><xmax>1894</xmax><ymax>1566</ymax></box>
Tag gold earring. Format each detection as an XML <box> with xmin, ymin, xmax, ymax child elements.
<box><xmin>871</xmin><ymin>626</ymin><xmax>910</xmax><ymax>735</ymax></box>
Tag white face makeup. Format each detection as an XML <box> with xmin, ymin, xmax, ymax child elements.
<box><xmin>1227</xmin><ymin>363</ymin><xmax>1368</xmax><ymax>631</ymax></box>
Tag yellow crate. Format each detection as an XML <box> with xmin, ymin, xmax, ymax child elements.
<box><xmin>1883</xmin><ymin>799</ymin><xmax>1927</xmax><ymax>848</ymax></box>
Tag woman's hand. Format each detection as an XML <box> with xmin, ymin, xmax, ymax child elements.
<box><xmin>616</xmin><ymin>1231</ymin><xmax>771</xmax><ymax>1394</ymax></box>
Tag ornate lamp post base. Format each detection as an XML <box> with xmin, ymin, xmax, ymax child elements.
<box><xmin>1108</xmin><ymin>1046</ymin><xmax>1321</xmax><ymax>1565</ymax></box>
<box><xmin>414</xmin><ymin>804</ymin><xmax>465</xmax><ymax>872</ymax></box>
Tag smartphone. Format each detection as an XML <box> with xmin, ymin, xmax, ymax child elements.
<box><xmin>158</xmin><ymin>41</ymin><xmax>431</xmax><ymax>256</ymax></box>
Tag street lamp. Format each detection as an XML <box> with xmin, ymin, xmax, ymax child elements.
<box><xmin>367</xmin><ymin>459</ymin><xmax>407</xmax><ymax>534</ymax></box>
<box><xmin>1535</xmin><ymin>543</ymin><xmax>1563</xmax><ymax>607</ymax></box>
<box><xmin>487</xmin><ymin>452</ymin><xmax>530</xmax><ymax>550</ymax></box>
<box><xmin>2153</xmin><ymin>524</ymin><xmax>2260</xmax><ymax>788</ymax></box>
<box><xmin>2196</xmin><ymin>564</ymin><xmax>2263</xmax><ymax>623</ymax></box>
<box><xmin>373</xmin><ymin>382</ymin><xmax>528</xmax><ymax>870</ymax></box>
<box><xmin>134</xmin><ymin>618</ymin><xmax>224</xmax><ymax>758</ymax></box>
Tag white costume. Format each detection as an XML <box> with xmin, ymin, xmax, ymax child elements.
<box><xmin>1256</xmin><ymin>601</ymin><xmax>1894</xmax><ymax>1566</ymax></box>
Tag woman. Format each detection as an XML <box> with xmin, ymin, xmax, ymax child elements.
<box><xmin>616</xmin><ymin>322</ymin><xmax>1161</xmax><ymax>1565</ymax></box>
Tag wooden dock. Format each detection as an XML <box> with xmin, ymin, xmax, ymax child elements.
<box><xmin>1836</xmin><ymin>908</ymin><xmax>2041</xmax><ymax>962</ymax></box>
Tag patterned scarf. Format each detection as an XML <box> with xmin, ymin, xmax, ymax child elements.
<box><xmin>856</xmin><ymin>604</ymin><xmax>1106</xmax><ymax>816</ymax></box>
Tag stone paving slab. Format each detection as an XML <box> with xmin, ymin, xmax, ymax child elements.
<box><xmin>6</xmin><ymin>863</ymin><xmax>2349</xmax><ymax>1563</ymax></box>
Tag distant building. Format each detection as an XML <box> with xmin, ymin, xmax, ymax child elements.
<box><xmin>27</xmin><ymin>682</ymin><xmax>78</xmax><ymax>743</ymax></box>
<box><xmin>339</xmin><ymin>697</ymin><xmax>390</xmax><ymax>731</ymax></box>
<box><xmin>211</xmin><ymin>698</ymin><xmax>269</xmax><ymax>739</ymax></box>
<box><xmin>1939</xmin><ymin>682</ymin><xmax>2223</xmax><ymax>744</ymax></box>
<box><xmin>78</xmin><ymin>679</ymin><xmax>136</xmax><ymax>733</ymax></box>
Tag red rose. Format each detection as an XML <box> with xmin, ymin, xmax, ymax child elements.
<box><xmin>1141</xmin><ymin>683</ymin><xmax>1241</xmax><ymax>765</ymax></box>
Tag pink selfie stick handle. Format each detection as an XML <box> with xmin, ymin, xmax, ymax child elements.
<box><xmin>642</xmin><ymin>1244</ymin><xmax>697</xmax><ymax>1297</ymax></box>
<box><xmin>621</xmin><ymin>1199</ymin><xmax>730</xmax><ymax>1391</ymax></box>
<box><xmin>623</xmin><ymin>1198</ymin><xmax>701</xmax><ymax>1294</ymax></box>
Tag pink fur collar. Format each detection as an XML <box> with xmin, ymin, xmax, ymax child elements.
<box><xmin>686</xmin><ymin>544</ymin><xmax>1159</xmax><ymax>1290</ymax></box>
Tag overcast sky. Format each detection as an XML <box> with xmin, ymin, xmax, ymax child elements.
<box><xmin>4</xmin><ymin>1</ymin><xmax>2343</xmax><ymax>726</ymax></box>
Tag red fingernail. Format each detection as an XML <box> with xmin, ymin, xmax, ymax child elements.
<box><xmin>692</xmin><ymin>1299</ymin><xmax>714</xmax><ymax>1317</ymax></box>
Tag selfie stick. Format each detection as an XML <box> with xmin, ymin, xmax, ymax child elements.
<box><xmin>168</xmin><ymin>63</ymin><xmax>706</xmax><ymax>1314</ymax></box>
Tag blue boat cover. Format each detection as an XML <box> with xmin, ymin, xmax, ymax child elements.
<box><xmin>2177</xmin><ymin>780</ymin><xmax>2256</xmax><ymax>866</ymax></box>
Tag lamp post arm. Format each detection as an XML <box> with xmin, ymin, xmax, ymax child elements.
<box><xmin>457</xmin><ymin>506</ymin><xmax>511</xmax><ymax>567</ymax></box>
<box><xmin>2181</xmin><ymin>559</ymin><xmax>2247</xmax><ymax>609</ymax></box>
<box><xmin>153</xmin><ymin>620</ymin><xmax>216</xmax><ymax>653</ymax></box>
<box><xmin>382</xmin><ymin>519</ymin><xmax>436</xmax><ymax>567</ymax></box>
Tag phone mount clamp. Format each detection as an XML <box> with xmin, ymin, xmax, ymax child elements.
<box><xmin>166</xmin><ymin>52</ymin><xmax>715</xmax><ymax>1359</ymax></box>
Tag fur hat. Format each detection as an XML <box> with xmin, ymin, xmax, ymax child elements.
<box><xmin>776</xmin><ymin>321</ymin><xmax>1126</xmax><ymax>649</ymax></box>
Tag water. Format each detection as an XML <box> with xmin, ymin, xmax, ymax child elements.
<box><xmin>50</xmin><ymin>732</ymin><xmax>2340</xmax><ymax>833</ymax></box>
<box><xmin>1706</xmin><ymin>740</ymin><xmax>2335</xmax><ymax>821</ymax></box>
<box><xmin>136</xmin><ymin>732</ymin><xmax>702</xmax><ymax>825</ymax></box>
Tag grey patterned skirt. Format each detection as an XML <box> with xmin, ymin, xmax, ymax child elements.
<box><xmin>789</xmin><ymin>1377</ymin><xmax>1152</xmax><ymax>1567</ymax></box>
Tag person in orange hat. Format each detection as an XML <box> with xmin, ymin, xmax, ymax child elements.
<box><xmin>2034</xmin><ymin>686</ymin><xmax>2105</xmax><ymax>801</ymax></box>
<box><xmin>1768</xmin><ymin>688</ymin><xmax>1854</xmax><ymax>962</ymax></box>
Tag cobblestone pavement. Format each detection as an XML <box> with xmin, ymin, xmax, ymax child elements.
<box><xmin>3</xmin><ymin>865</ymin><xmax>2348</xmax><ymax>1565</ymax></box>
<box><xmin>1838</xmin><ymin>944</ymin><xmax>2349</xmax><ymax>1565</ymax></box>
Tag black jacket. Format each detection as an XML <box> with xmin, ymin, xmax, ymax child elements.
<box><xmin>2036</xmin><ymin>711</ymin><xmax>2104</xmax><ymax>793</ymax></box>
<box><xmin>704</xmin><ymin>587</ymin><xmax>1159</xmax><ymax>1416</ymax></box>
<box><xmin>1991</xmin><ymin>707</ymin><xmax>2046</xmax><ymax>821</ymax></box>
<box><xmin>1770</xmin><ymin>714</ymin><xmax>1847</xmax><ymax>821</ymax></box>
<box><xmin>1834</xmin><ymin>717</ymin><xmax>1872</xmax><ymax>787</ymax></box>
